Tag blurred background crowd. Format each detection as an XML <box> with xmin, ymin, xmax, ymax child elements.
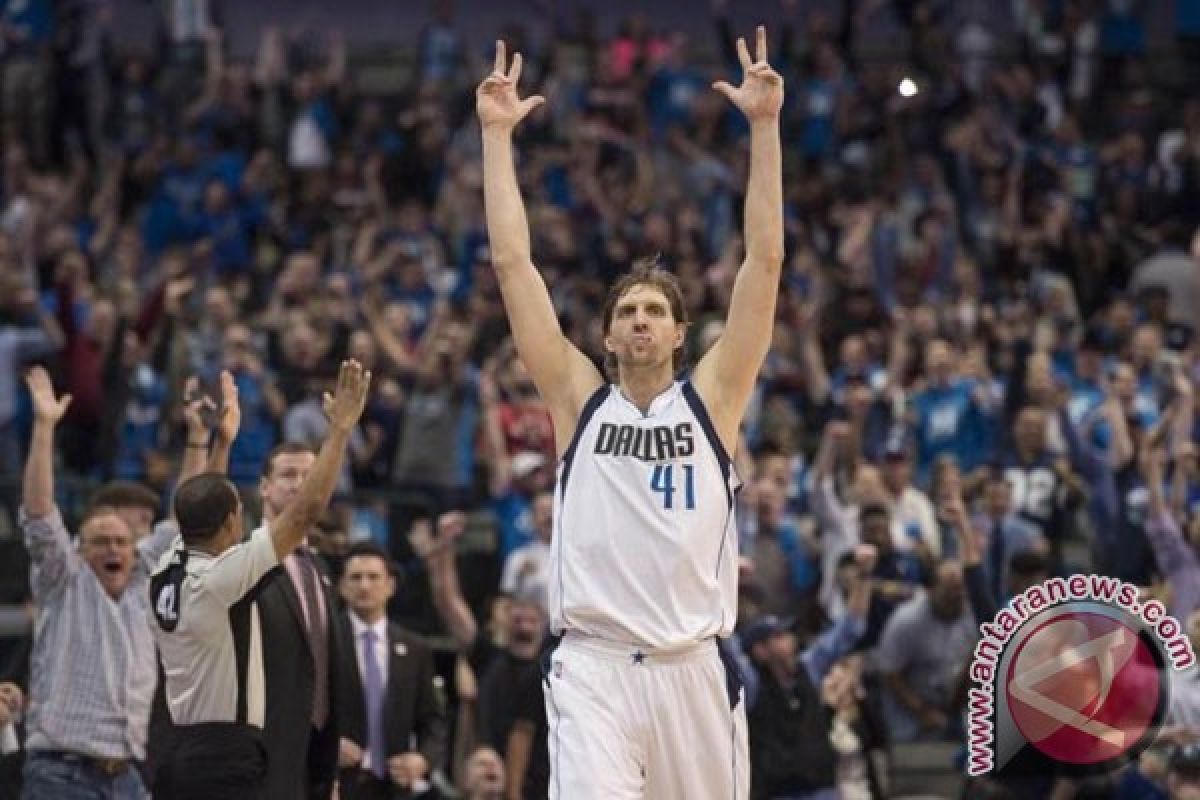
<box><xmin>6</xmin><ymin>0</ymin><xmax>1200</xmax><ymax>798</ymax></box>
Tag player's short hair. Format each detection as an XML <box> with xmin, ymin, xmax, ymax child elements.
<box><xmin>88</xmin><ymin>481</ymin><xmax>161</xmax><ymax>516</ymax></box>
<box><xmin>601</xmin><ymin>257</ymin><xmax>689</xmax><ymax>374</ymax></box>
<box><xmin>174</xmin><ymin>473</ymin><xmax>240</xmax><ymax>545</ymax></box>
<box><xmin>262</xmin><ymin>442</ymin><xmax>317</xmax><ymax>478</ymax></box>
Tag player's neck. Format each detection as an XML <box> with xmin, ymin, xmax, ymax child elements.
<box><xmin>617</xmin><ymin>367</ymin><xmax>674</xmax><ymax>414</ymax></box>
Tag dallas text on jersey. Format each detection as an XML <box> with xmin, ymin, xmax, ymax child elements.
<box><xmin>592</xmin><ymin>422</ymin><xmax>696</xmax><ymax>462</ymax></box>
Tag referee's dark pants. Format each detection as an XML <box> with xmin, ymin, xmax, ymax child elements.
<box><xmin>153</xmin><ymin>721</ymin><xmax>266</xmax><ymax>799</ymax></box>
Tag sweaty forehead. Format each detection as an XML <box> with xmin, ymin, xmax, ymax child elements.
<box><xmin>616</xmin><ymin>284</ymin><xmax>670</xmax><ymax>307</ymax></box>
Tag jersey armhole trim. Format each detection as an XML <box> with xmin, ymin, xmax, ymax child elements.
<box><xmin>681</xmin><ymin>380</ymin><xmax>734</xmax><ymax>484</ymax></box>
<box><xmin>557</xmin><ymin>384</ymin><xmax>610</xmax><ymax>494</ymax></box>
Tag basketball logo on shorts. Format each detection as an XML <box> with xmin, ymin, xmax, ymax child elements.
<box><xmin>553</xmin><ymin>661</ymin><xmax>563</xmax><ymax>679</ymax></box>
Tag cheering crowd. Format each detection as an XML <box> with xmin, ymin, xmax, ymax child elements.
<box><xmin>5</xmin><ymin>0</ymin><xmax>1200</xmax><ymax>798</ymax></box>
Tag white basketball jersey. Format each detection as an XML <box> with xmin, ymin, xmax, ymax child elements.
<box><xmin>549</xmin><ymin>380</ymin><xmax>741</xmax><ymax>649</ymax></box>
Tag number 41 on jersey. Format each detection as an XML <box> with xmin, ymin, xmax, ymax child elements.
<box><xmin>651</xmin><ymin>463</ymin><xmax>695</xmax><ymax>510</ymax></box>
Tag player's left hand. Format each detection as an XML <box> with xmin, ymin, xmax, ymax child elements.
<box><xmin>712</xmin><ymin>25</ymin><xmax>784</xmax><ymax>122</ymax></box>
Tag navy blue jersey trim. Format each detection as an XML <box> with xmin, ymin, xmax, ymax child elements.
<box><xmin>547</xmin><ymin>676</ymin><xmax>563</xmax><ymax>799</ymax></box>
<box><xmin>681</xmin><ymin>380</ymin><xmax>733</xmax><ymax>486</ymax></box>
<box><xmin>554</xmin><ymin>384</ymin><xmax>608</xmax><ymax>631</ymax></box>
<box><xmin>557</xmin><ymin>384</ymin><xmax>610</xmax><ymax>495</ymax></box>
<box><xmin>683</xmin><ymin>380</ymin><xmax>737</xmax><ymax>586</ymax></box>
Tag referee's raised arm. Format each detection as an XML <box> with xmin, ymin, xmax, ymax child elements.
<box><xmin>268</xmin><ymin>359</ymin><xmax>371</xmax><ymax>560</ymax></box>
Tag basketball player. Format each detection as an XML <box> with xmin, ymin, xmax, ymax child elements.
<box><xmin>477</xmin><ymin>26</ymin><xmax>783</xmax><ymax>800</ymax></box>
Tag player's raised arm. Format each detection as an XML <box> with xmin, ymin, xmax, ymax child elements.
<box><xmin>692</xmin><ymin>25</ymin><xmax>784</xmax><ymax>452</ymax></box>
<box><xmin>478</xmin><ymin>41</ymin><xmax>602</xmax><ymax>448</ymax></box>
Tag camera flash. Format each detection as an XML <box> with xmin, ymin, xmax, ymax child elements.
<box><xmin>898</xmin><ymin>77</ymin><xmax>918</xmax><ymax>98</ymax></box>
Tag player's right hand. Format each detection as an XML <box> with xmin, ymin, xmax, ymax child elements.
<box><xmin>476</xmin><ymin>40</ymin><xmax>545</xmax><ymax>132</ymax></box>
<box><xmin>323</xmin><ymin>360</ymin><xmax>371</xmax><ymax>434</ymax></box>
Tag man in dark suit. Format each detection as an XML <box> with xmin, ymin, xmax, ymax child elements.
<box><xmin>336</xmin><ymin>541</ymin><xmax>446</xmax><ymax>799</ymax></box>
<box><xmin>255</xmin><ymin>442</ymin><xmax>349</xmax><ymax>800</ymax></box>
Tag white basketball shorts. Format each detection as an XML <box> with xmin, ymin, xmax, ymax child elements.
<box><xmin>542</xmin><ymin>631</ymin><xmax>750</xmax><ymax>799</ymax></box>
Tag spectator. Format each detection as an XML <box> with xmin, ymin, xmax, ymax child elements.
<box><xmin>252</xmin><ymin>437</ymin><xmax>353</xmax><ymax>800</ymax></box>
<box><xmin>217</xmin><ymin>323</ymin><xmax>285</xmax><ymax>485</ymax></box>
<box><xmin>393</xmin><ymin>312</ymin><xmax>480</xmax><ymax>511</ymax></box>
<box><xmin>875</xmin><ymin>560</ymin><xmax>976</xmax><ymax>743</ymax></box>
<box><xmin>970</xmin><ymin>469</ymin><xmax>1046</xmax><ymax>606</ymax></box>
<box><xmin>910</xmin><ymin>339</ymin><xmax>993</xmax><ymax>484</ymax></box>
<box><xmin>17</xmin><ymin>367</ymin><xmax>190</xmax><ymax>798</ymax></box>
<box><xmin>742</xmin><ymin>562</ymin><xmax>868</xmax><ymax>800</ymax></box>
<box><xmin>499</xmin><ymin>489</ymin><xmax>553</xmax><ymax>612</ymax></box>
<box><xmin>420</xmin><ymin>512</ymin><xmax>549</xmax><ymax>800</ymax></box>
<box><xmin>459</xmin><ymin>745</ymin><xmax>505</xmax><ymax>800</ymax></box>
<box><xmin>1</xmin><ymin>0</ymin><xmax>54</xmax><ymax>165</ymax></box>
<box><xmin>1000</xmin><ymin>406</ymin><xmax>1083</xmax><ymax>564</ymax></box>
<box><xmin>741</xmin><ymin>469</ymin><xmax>819</xmax><ymax>621</ymax></box>
<box><xmin>879</xmin><ymin>437</ymin><xmax>940</xmax><ymax>560</ymax></box>
<box><xmin>87</xmin><ymin>480</ymin><xmax>162</xmax><ymax>541</ymax></box>
<box><xmin>854</xmin><ymin>504</ymin><xmax>927</xmax><ymax>648</ymax></box>
<box><xmin>335</xmin><ymin>540</ymin><xmax>447</xmax><ymax>798</ymax></box>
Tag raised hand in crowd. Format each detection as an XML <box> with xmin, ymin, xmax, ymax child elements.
<box><xmin>22</xmin><ymin>367</ymin><xmax>71</xmax><ymax>518</ymax></box>
<box><xmin>27</xmin><ymin>366</ymin><xmax>70</xmax><ymax>426</ymax></box>
<box><xmin>938</xmin><ymin>480</ymin><xmax>979</xmax><ymax>568</ymax></box>
<box><xmin>208</xmin><ymin>369</ymin><xmax>242</xmax><ymax>475</ymax></box>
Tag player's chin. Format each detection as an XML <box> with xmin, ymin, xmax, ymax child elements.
<box><xmin>619</xmin><ymin>348</ymin><xmax>664</xmax><ymax>367</ymax></box>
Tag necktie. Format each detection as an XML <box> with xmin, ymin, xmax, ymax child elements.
<box><xmin>362</xmin><ymin>629</ymin><xmax>387</xmax><ymax>778</ymax></box>
<box><xmin>296</xmin><ymin>549</ymin><xmax>330</xmax><ymax>728</ymax></box>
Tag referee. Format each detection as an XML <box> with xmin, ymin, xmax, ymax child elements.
<box><xmin>149</xmin><ymin>360</ymin><xmax>370</xmax><ymax>799</ymax></box>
